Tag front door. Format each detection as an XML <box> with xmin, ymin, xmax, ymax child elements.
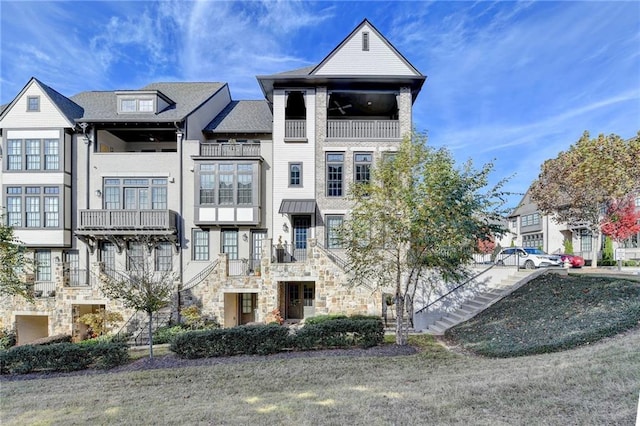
<box><xmin>293</xmin><ymin>216</ymin><xmax>310</xmax><ymax>261</ymax></box>
<box><xmin>251</xmin><ymin>230</ymin><xmax>267</xmax><ymax>272</ymax></box>
<box><xmin>284</xmin><ymin>282</ymin><xmax>315</xmax><ymax>320</ymax></box>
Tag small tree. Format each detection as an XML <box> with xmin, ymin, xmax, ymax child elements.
<box><xmin>0</xmin><ymin>217</ymin><xmax>33</xmax><ymax>300</ymax></box>
<box><xmin>98</xmin><ymin>238</ymin><xmax>176</xmax><ymax>358</ymax></box>
<box><xmin>341</xmin><ymin>132</ymin><xmax>508</xmax><ymax>345</ymax></box>
<box><xmin>600</xmin><ymin>195</ymin><xmax>640</xmax><ymax>269</ymax></box>
<box><xmin>530</xmin><ymin>131</ymin><xmax>640</xmax><ymax>267</ymax></box>
<box><xmin>78</xmin><ymin>310</ymin><xmax>124</xmax><ymax>338</ymax></box>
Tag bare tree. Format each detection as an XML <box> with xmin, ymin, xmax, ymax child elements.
<box><xmin>98</xmin><ymin>238</ymin><xmax>176</xmax><ymax>358</ymax></box>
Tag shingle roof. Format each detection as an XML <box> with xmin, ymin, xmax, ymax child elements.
<box><xmin>71</xmin><ymin>82</ymin><xmax>227</xmax><ymax>122</ymax></box>
<box><xmin>204</xmin><ymin>100</ymin><xmax>272</xmax><ymax>133</ymax></box>
<box><xmin>273</xmin><ymin>66</ymin><xmax>315</xmax><ymax>77</ymax></box>
<box><xmin>35</xmin><ymin>78</ymin><xmax>84</xmax><ymax>123</ymax></box>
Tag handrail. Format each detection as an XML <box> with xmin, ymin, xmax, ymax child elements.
<box><xmin>315</xmin><ymin>244</ymin><xmax>349</xmax><ymax>271</ymax></box>
<box><xmin>180</xmin><ymin>260</ymin><xmax>219</xmax><ymax>292</ymax></box>
<box><xmin>415</xmin><ymin>253</ymin><xmax>517</xmax><ymax>315</ymax></box>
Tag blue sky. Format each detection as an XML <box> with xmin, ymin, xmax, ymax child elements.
<box><xmin>1</xmin><ymin>1</ymin><xmax>639</xmax><ymax>208</ymax></box>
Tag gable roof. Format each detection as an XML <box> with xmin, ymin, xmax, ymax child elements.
<box><xmin>509</xmin><ymin>189</ymin><xmax>539</xmax><ymax>217</ymax></box>
<box><xmin>256</xmin><ymin>19</ymin><xmax>425</xmax><ymax>102</ymax></box>
<box><xmin>0</xmin><ymin>77</ymin><xmax>84</xmax><ymax>126</ymax></box>
<box><xmin>311</xmin><ymin>19</ymin><xmax>422</xmax><ymax>77</ymax></box>
<box><xmin>204</xmin><ymin>100</ymin><xmax>272</xmax><ymax>134</ymax></box>
<box><xmin>72</xmin><ymin>82</ymin><xmax>227</xmax><ymax>123</ymax></box>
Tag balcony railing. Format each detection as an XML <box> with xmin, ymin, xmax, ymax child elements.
<box><xmin>199</xmin><ymin>143</ymin><xmax>261</xmax><ymax>157</ymax></box>
<box><xmin>77</xmin><ymin>210</ymin><xmax>177</xmax><ymax>232</ymax></box>
<box><xmin>327</xmin><ymin>120</ymin><xmax>400</xmax><ymax>139</ymax></box>
<box><xmin>32</xmin><ymin>282</ymin><xmax>56</xmax><ymax>298</ymax></box>
<box><xmin>272</xmin><ymin>243</ymin><xmax>307</xmax><ymax>264</ymax></box>
<box><xmin>285</xmin><ymin>120</ymin><xmax>306</xmax><ymax>139</ymax></box>
<box><xmin>64</xmin><ymin>269</ymin><xmax>90</xmax><ymax>287</ymax></box>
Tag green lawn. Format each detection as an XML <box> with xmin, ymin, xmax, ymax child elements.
<box><xmin>1</xmin><ymin>273</ymin><xmax>639</xmax><ymax>425</ymax></box>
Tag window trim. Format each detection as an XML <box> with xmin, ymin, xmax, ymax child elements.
<box><xmin>5</xmin><ymin>138</ymin><xmax>61</xmax><ymax>171</ymax></box>
<box><xmin>221</xmin><ymin>229</ymin><xmax>239</xmax><ymax>260</ymax></box>
<box><xmin>117</xmin><ymin>96</ymin><xmax>156</xmax><ymax>114</ymax></box>
<box><xmin>102</xmin><ymin>177</ymin><xmax>168</xmax><ymax>210</ymax></box>
<box><xmin>196</xmin><ymin>161</ymin><xmax>259</xmax><ymax>207</ymax></box>
<box><xmin>362</xmin><ymin>32</ymin><xmax>370</xmax><ymax>51</ymax></box>
<box><xmin>192</xmin><ymin>229</ymin><xmax>210</xmax><ymax>261</ymax></box>
<box><xmin>354</xmin><ymin>152</ymin><xmax>372</xmax><ymax>184</ymax></box>
<box><xmin>27</xmin><ymin>96</ymin><xmax>40</xmax><ymax>112</ymax></box>
<box><xmin>325</xmin><ymin>214</ymin><xmax>344</xmax><ymax>249</ymax></box>
<box><xmin>289</xmin><ymin>162</ymin><xmax>303</xmax><ymax>187</ymax></box>
<box><xmin>326</xmin><ymin>152</ymin><xmax>344</xmax><ymax>197</ymax></box>
<box><xmin>4</xmin><ymin>185</ymin><xmax>61</xmax><ymax>229</ymax></box>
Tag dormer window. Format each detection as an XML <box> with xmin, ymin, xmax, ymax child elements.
<box><xmin>119</xmin><ymin>97</ymin><xmax>155</xmax><ymax>113</ymax></box>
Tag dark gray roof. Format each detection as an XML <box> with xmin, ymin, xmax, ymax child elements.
<box><xmin>35</xmin><ymin>78</ymin><xmax>84</xmax><ymax>123</ymax></box>
<box><xmin>509</xmin><ymin>190</ymin><xmax>538</xmax><ymax>217</ymax></box>
<box><xmin>205</xmin><ymin>100</ymin><xmax>272</xmax><ymax>133</ymax></box>
<box><xmin>273</xmin><ymin>66</ymin><xmax>315</xmax><ymax>77</ymax></box>
<box><xmin>278</xmin><ymin>199</ymin><xmax>317</xmax><ymax>214</ymax></box>
<box><xmin>71</xmin><ymin>82</ymin><xmax>227</xmax><ymax>122</ymax></box>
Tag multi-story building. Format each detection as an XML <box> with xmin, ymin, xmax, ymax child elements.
<box><xmin>0</xmin><ymin>19</ymin><xmax>425</xmax><ymax>344</ymax></box>
<box><xmin>507</xmin><ymin>189</ymin><xmax>640</xmax><ymax>263</ymax></box>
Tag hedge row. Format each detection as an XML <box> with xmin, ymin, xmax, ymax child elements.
<box><xmin>170</xmin><ymin>317</ymin><xmax>384</xmax><ymax>359</ymax></box>
<box><xmin>0</xmin><ymin>341</ymin><xmax>129</xmax><ymax>374</ymax></box>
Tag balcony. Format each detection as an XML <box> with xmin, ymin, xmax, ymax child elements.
<box><xmin>285</xmin><ymin>120</ymin><xmax>306</xmax><ymax>140</ymax></box>
<box><xmin>199</xmin><ymin>143</ymin><xmax>261</xmax><ymax>157</ymax></box>
<box><xmin>327</xmin><ymin>120</ymin><xmax>400</xmax><ymax>139</ymax></box>
<box><xmin>77</xmin><ymin>210</ymin><xmax>178</xmax><ymax>235</ymax></box>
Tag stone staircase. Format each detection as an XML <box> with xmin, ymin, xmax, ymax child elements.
<box><xmin>118</xmin><ymin>307</ymin><xmax>173</xmax><ymax>345</ymax></box>
<box><xmin>420</xmin><ymin>268</ymin><xmax>545</xmax><ymax>335</ymax></box>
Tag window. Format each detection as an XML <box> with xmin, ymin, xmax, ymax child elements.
<box><xmin>27</xmin><ymin>96</ymin><xmax>40</xmax><ymax>112</ymax></box>
<box><xmin>119</xmin><ymin>97</ymin><xmax>155</xmax><ymax>113</ymax></box>
<box><xmin>127</xmin><ymin>242</ymin><xmax>144</xmax><ymax>271</ymax></box>
<box><xmin>326</xmin><ymin>215</ymin><xmax>344</xmax><ymax>249</ymax></box>
<box><xmin>241</xmin><ymin>293</ymin><xmax>254</xmax><ymax>314</ymax></box>
<box><xmin>362</xmin><ymin>32</ymin><xmax>369</xmax><ymax>51</ymax></box>
<box><xmin>155</xmin><ymin>242</ymin><xmax>172</xmax><ymax>271</ymax></box>
<box><xmin>354</xmin><ymin>153</ymin><xmax>372</xmax><ymax>184</ymax></box>
<box><xmin>7</xmin><ymin>140</ymin><xmax>22</xmax><ymax>170</ymax></box>
<box><xmin>237</xmin><ymin>165</ymin><xmax>253</xmax><ymax>205</ymax></box>
<box><xmin>199</xmin><ymin>165</ymin><xmax>216</xmax><ymax>204</ymax></box>
<box><xmin>138</xmin><ymin>99</ymin><xmax>154</xmax><ymax>112</ymax></box>
<box><xmin>192</xmin><ymin>229</ymin><xmax>209</xmax><ymax>261</ymax></box>
<box><xmin>120</xmin><ymin>99</ymin><xmax>136</xmax><ymax>112</ymax></box>
<box><xmin>522</xmin><ymin>233</ymin><xmax>543</xmax><ymax>249</ymax></box>
<box><xmin>26</xmin><ymin>140</ymin><xmax>41</xmax><ymax>170</ymax></box>
<box><xmin>4</xmin><ymin>186</ymin><xmax>60</xmax><ymax>228</ymax></box>
<box><xmin>5</xmin><ymin>138</ymin><xmax>60</xmax><ymax>171</ymax></box>
<box><xmin>521</xmin><ymin>213</ymin><xmax>540</xmax><ymax>227</ymax></box>
<box><xmin>580</xmin><ymin>231</ymin><xmax>592</xmax><ymax>253</ymax></box>
<box><xmin>326</xmin><ymin>153</ymin><xmax>344</xmax><ymax>197</ymax></box>
<box><xmin>196</xmin><ymin>162</ymin><xmax>258</xmax><ymax>206</ymax></box>
<box><xmin>289</xmin><ymin>163</ymin><xmax>302</xmax><ymax>187</ymax></box>
<box><xmin>222</xmin><ymin>230</ymin><xmax>238</xmax><ymax>260</ymax></box>
<box><xmin>102</xmin><ymin>178</ymin><xmax>167</xmax><ymax>210</ymax></box>
<box><xmin>44</xmin><ymin>139</ymin><xmax>59</xmax><ymax>170</ymax></box>
<box><xmin>6</xmin><ymin>188</ymin><xmax>22</xmax><ymax>226</ymax></box>
<box><xmin>100</xmin><ymin>242</ymin><xmax>116</xmax><ymax>274</ymax></box>
<box><xmin>35</xmin><ymin>250</ymin><xmax>51</xmax><ymax>281</ymax></box>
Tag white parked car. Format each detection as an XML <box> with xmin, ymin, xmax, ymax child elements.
<box><xmin>496</xmin><ymin>247</ymin><xmax>562</xmax><ymax>269</ymax></box>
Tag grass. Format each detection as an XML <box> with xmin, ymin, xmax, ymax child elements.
<box><xmin>1</xmin><ymin>273</ymin><xmax>639</xmax><ymax>425</ymax></box>
<box><xmin>446</xmin><ymin>272</ymin><xmax>640</xmax><ymax>357</ymax></box>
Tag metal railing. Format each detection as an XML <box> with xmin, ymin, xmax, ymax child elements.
<box><xmin>180</xmin><ymin>260</ymin><xmax>219</xmax><ymax>293</ymax></box>
<box><xmin>199</xmin><ymin>143</ymin><xmax>261</xmax><ymax>157</ymax></box>
<box><xmin>272</xmin><ymin>243</ymin><xmax>307</xmax><ymax>263</ymax></box>
<box><xmin>228</xmin><ymin>259</ymin><xmax>249</xmax><ymax>276</ymax></box>
<box><xmin>32</xmin><ymin>281</ymin><xmax>57</xmax><ymax>298</ymax></box>
<box><xmin>285</xmin><ymin>120</ymin><xmax>306</xmax><ymax>139</ymax></box>
<box><xmin>78</xmin><ymin>209</ymin><xmax>177</xmax><ymax>231</ymax></box>
<box><xmin>327</xmin><ymin>120</ymin><xmax>400</xmax><ymax>139</ymax></box>
<box><xmin>315</xmin><ymin>244</ymin><xmax>349</xmax><ymax>271</ymax></box>
<box><xmin>64</xmin><ymin>269</ymin><xmax>90</xmax><ymax>287</ymax></box>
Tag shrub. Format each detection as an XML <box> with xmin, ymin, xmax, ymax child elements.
<box><xmin>0</xmin><ymin>328</ymin><xmax>17</xmax><ymax>350</ymax></box>
<box><xmin>77</xmin><ymin>310</ymin><xmax>124</xmax><ymax>338</ymax></box>
<box><xmin>304</xmin><ymin>314</ymin><xmax>348</xmax><ymax>325</ymax></box>
<box><xmin>293</xmin><ymin>317</ymin><xmax>384</xmax><ymax>350</ymax></box>
<box><xmin>170</xmin><ymin>324</ymin><xmax>290</xmax><ymax>359</ymax></box>
<box><xmin>153</xmin><ymin>325</ymin><xmax>186</xmax><ymax>344</ymax></box>
<box><xmin>27</xmin><ymin>334</ymin><xmax>72</xmax><ymax>346</ymax></box>
<box><xmin>0</xmin><ymin>341</ymin><xmax>129</xmax><ymax>374</ymax></box>
<box><xmin>180</xmin><ymin>306</ymin><xmax>220</xmax><ymax>330</ymax></box>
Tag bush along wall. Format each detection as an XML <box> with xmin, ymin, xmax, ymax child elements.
<box><xmin>170</xmin><ymin>317</ymin><xmax>385</xmax><ymax>359</ymax></box>
<box><xmin>0</xmin><ymin>341</ymin><xmax>129</xmax><ymax>374</ymax></box>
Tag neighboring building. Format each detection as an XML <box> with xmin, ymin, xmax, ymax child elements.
<box><xmin>0</xmin><ymin>19</ymin><xmax>425</xmax><ymax>343</ymax></box>
<box><xmin>507</xmin><ymin>190</ymin><xmax>640</xmax><ymax>263</ymax></box>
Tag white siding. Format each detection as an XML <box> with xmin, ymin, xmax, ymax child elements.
<box><xmin>314</xmin><ymin>24</ymin><xmax>418</xmax><ymax>76</ymax></box>
<box><xmin>0</xmin><ymin>82</ymin><xmax>73</xmax><ymax>128</ymax></box>
<box><xmin>271</xmin><ymin>89</ymin><xmax>316</xmax><ymax>238</ymax></box>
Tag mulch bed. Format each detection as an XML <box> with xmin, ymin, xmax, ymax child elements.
<box><xmin>0</xmin><ymin>344</ymin><xmax>417</xmax><ymax>382</ymax></box>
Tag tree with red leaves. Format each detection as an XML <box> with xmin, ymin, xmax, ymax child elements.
<box><xmin>601</xmin><ymin>196</ymin><xmax>640</xmax><ymax>242</ymax></box>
